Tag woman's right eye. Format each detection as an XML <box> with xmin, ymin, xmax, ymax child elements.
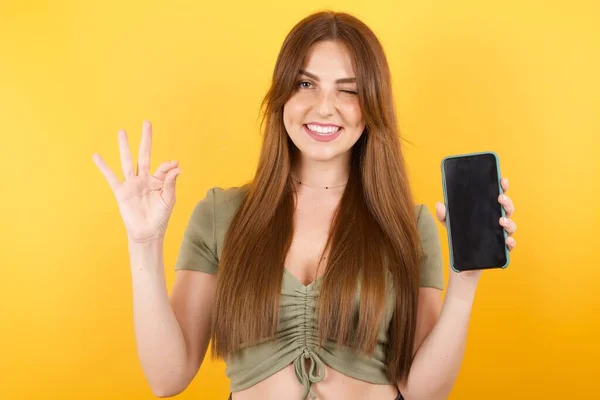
<box><xmin>298</xmin><ymin>81</ymin><xmax>312</xmax><ymax>89</ymax></box>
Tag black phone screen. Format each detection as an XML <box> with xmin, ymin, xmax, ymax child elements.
<box><xmin>442</xmin><ymin>153</ymin><xmax>508</xmax><ymax>271</ymax></box>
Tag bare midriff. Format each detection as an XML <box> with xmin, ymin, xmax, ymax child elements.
<box><xmin>231</xmin><ymin>362</ymin><xmax>399</xmax><ymax>400</ymax></box>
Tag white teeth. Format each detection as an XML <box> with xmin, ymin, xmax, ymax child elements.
<box><xmin>306</xmin><ymin>124</ymin><xmax>340</xmax><ymax>134</ymax></box>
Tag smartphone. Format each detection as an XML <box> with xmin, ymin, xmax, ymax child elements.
<box><xmin>441</xmin><ymin>151</ymin><xmax>510</xmax><ymax>272</ymax></box>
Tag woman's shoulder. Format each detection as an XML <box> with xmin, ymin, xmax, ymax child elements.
<box><xmin>199</xmin><ymin>184</ymin><xmax>251</xmax><ymax>244</ymax></box>
<box><xmin>186</xmin><ymin>183</ymin><xmax>251</xmax><ymax>233</ymax></box>
<box><xmin>413</xmin><ymin>203</ymin><xmax>436</xmax><ymax>231</ymax></box>
<box><xmin>210</xmin><ymin>182</ymin><xmax>252</xmax><ymax>215</ymax></box>
<box><xmin>412</xmin><ymin>203</ymin><xmax>445</xmax><ymax>290</ymax></box>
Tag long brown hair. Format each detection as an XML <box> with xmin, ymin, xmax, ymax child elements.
<box><xmin>210</xmin><ymin>10</ymin><xmax>424</xmax><ymax>385</ymax></box>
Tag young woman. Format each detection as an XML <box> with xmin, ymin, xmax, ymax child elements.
<box><xmin>93</xmin><ymin>10</ymin><xmax>517</xmax><ymax>400</ymax></box>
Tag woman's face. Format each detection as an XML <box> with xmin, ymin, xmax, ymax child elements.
<box><xmin>283</xmin><ymin>40</ymin><xmax>365</xmax><ymax>162</ymax></box>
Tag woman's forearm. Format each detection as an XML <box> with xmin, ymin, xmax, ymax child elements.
<box><xmin>128</xmin><ymin>239</ymin><xmax>190</xmax><ymax>396</ymax></box>
<box><xmin>400</xmin><ymin>274</ymin><xmax>479</xmax><ymax>400</ymax></box>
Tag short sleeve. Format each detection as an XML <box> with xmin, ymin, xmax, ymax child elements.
<box><xmin>416</xmin><ymin>204</ymin><xmax>445</xmax><ymax>290</ymax></box>
<box><xmin>174</xmin><ymin>188</ymin><xmax>219</xmax><ymax>274</ymax></box>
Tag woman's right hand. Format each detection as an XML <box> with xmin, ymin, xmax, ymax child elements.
<box><xmin>92</xmin><ymin>120</ymin><xmax>181</xmax><ymax>243</ymax></box>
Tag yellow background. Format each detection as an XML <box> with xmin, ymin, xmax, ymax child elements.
<box><xmin>1</xmin><ymin>0</ymin><xmax>598</xmax><ymax>398</ymax></box>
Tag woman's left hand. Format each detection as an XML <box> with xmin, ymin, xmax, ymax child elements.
<box><xmin>435</xmin><ymin>177</ymin><xmax>517</xmax><ymax>281</ymax></box>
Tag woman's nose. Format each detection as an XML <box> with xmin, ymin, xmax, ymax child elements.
<box><xmin>316</xmin><ymin>90</ymin><xmax>335</xmax><ymax>117</ymax></box>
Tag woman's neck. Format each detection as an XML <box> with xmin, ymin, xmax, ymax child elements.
<box><xmin>290</xmin><ymin>153</ymin><xmax>350</xmax><ymax>189</ymax></box>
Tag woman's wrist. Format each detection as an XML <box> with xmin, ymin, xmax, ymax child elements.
<box><xmin>446</xmin><ymin>271</ymin><xmax>480</xmax><ymax>304</ymax></box>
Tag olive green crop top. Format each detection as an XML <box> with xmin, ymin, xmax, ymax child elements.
<box><xmin>174</xmin><ymin>184</ymin><xmax>444</xmax><ymax>400</ymax></box>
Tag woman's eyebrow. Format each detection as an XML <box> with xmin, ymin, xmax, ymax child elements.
<box><xmin>299</xmin><ymin>69</ymin><xmax>357</xmax><ymax>84</ymax></box>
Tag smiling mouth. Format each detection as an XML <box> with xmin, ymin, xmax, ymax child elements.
<box><xmin>302</xmin><ymin>124</ymin><xmax>343</xmax><ymax>143</ymax></box>
<box><xmin>304</xmin><ymin>124</ymin><xmax>342</xmax><ymax>135</ymax></box>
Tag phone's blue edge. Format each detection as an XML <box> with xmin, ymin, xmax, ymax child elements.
<box><xmin>440</xmin><ymin>151</ymin><xmax>510</xmax><ymax>273</ymax></box>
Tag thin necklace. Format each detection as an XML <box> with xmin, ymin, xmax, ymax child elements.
<box><xmin>291</xmin><ymin>176</ymin><xmax>348</xmax><ymax>189</ymax></box>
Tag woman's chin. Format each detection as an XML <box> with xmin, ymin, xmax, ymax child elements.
<box><xmin>298</xmin><ymin>145</ymin><xmax>346</xmax><ymax>162</ymax></box>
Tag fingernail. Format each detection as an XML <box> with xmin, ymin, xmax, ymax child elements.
<box><xmin>501</xmin><ymin>194</ymin><xmax>507</xmax><ymax>201</ymax></box>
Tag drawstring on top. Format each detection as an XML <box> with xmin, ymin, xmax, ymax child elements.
<box><xmin>293</xmin><ymin>348</ymin><xmax>325</xmax><ymax>399</ymax></box>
